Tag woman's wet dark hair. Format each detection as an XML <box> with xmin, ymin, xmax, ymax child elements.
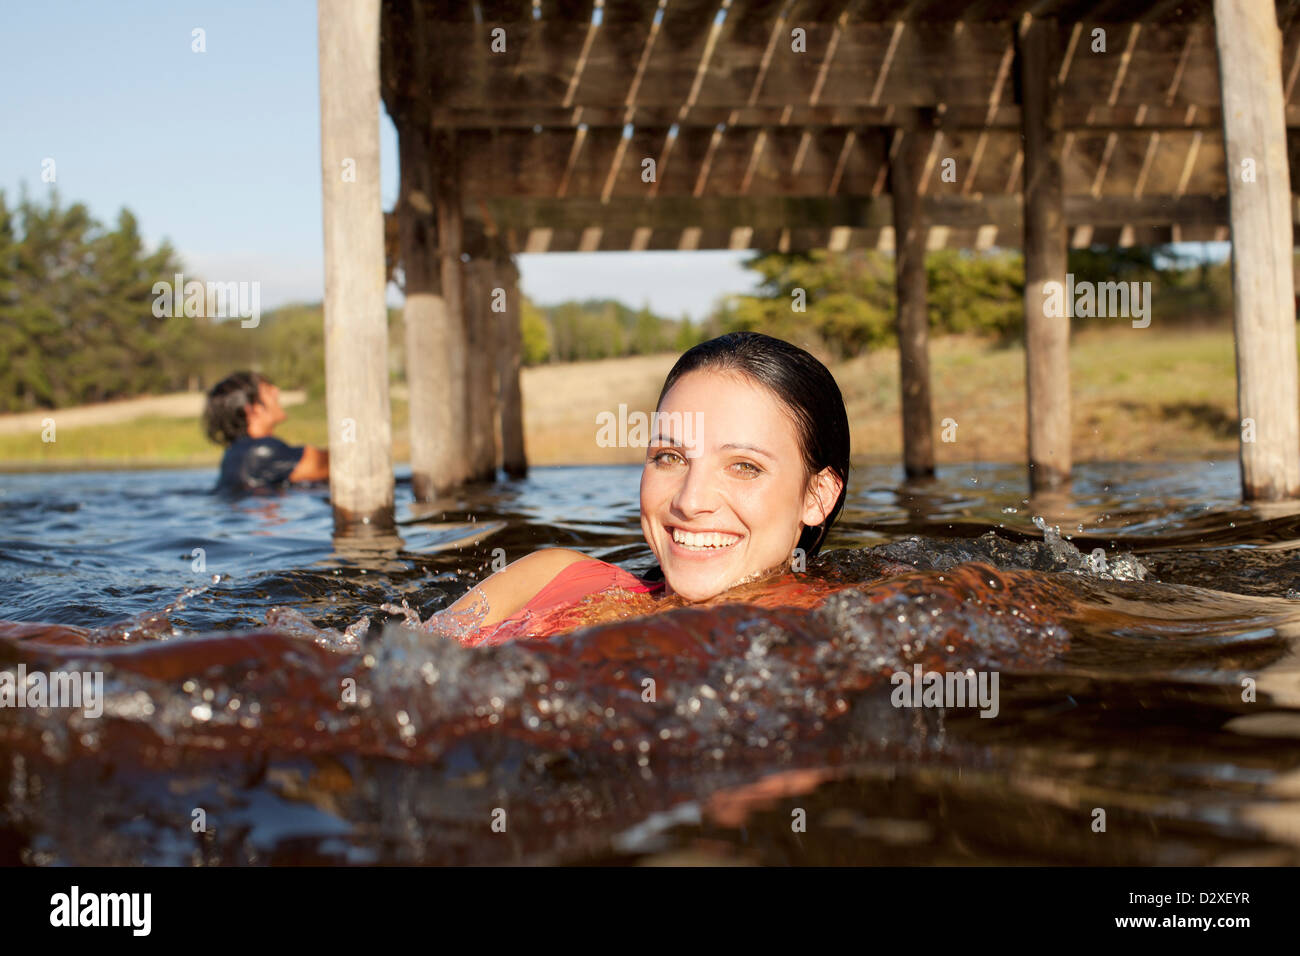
<box><xmin>203</xmin><ymin>371</ymin><xmax>267</xmax><ymax>446</ymax></box>
<box><xmin>654</xmin><ymin>331</ymin><xmax>851</xmax><ymax>559</ymax></box>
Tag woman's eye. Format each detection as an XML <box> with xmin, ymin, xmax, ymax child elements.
<box><xmin>731</xmin><ymin>461</ymin><xmax>761</xmax><ymax>477</ymax></box>
<box><xmin>651</xmin><ymin>450</ymin><xmax>684</xmax><ymax>466</ymax></box>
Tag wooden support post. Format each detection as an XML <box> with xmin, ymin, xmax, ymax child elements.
<box><xmin>397</xmin><ymin>118</ymin><xmax>452</xmax><ymax>501</ymax></box>
<box><xmin>890</xmin><ymin>124</ymin><xmax>935</xmax><ymax>479</ymax></box>
<box><xmin>463</xmin><ymin>250</ymin><xmax>499</xmax><ymax>482</ymax></box>
<box><xmin>317</xmin><ymin>0</ymin><xmax>394</xmax><ymax>530</ymax></box>
<box><xmin>497</xmin><ymin>252</ymin><xmax>528</xmax><ymax>478</ymax></box>
<box><xmin>434</xmin><ymin>129</ymin><xmax>471</xmax><ymax>489</ymax></box>
<box><xmin>1213</xmin><ymin>0</ymin><xmax>1300</xmax><ymax>500</ymax></box>
<box><xmin>1019</xmin><ymin>17</ymin><xmax>1071</xmax><ymax>491</ymax></box>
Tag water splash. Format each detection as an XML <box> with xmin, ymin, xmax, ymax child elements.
<box><xmin>3</xmin><ymin>529</ymin><xmax>1299</xmax><ymax>865</ymax></box>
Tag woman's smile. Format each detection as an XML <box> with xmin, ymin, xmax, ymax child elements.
<box><xmin>666</xmin><ymin>525</ymin><xmax>746</xmax><ymax>556</ymax></box>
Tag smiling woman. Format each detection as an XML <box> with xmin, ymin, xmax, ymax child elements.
<box><xmin>444</xmin><ymin>332</ymin><xmax>850</xmax><ymax>641</ymax></box>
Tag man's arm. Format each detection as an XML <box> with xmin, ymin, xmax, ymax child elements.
<box><xmin>288</xmin><ymin>445</ymin><xmax>329</xmax><ymax>483</ymax></box>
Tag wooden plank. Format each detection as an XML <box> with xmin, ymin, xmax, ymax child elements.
<box><xmin>400</xmin><ymin>0</ymin><xmax>1272</xmax><ymax>113</ymax></box>
<box><xmin>417</xmin><ymin>23</ymin><xmax>1239</xmax><ymax>109</ymax></box>
<box><xmin>319</xmin><ymin>0</ymin><xmax>395</xmax><ymax>529</ymax></box>
<box><xmin>479</xmin><ymin>0</ymin><xmax>535</xmax><ymax>19</ymax></box>
<box><xmin>492</xmin><ymin>6</ymin><xmax>598</xmax><ymax>111</ymax></box>
<box><xmin>1213</xmin><ymin>0</ymin><xmax>1300</xmax><ymax>500</ymax></box>
<box><xmin>848</xmin><ymin>22</ymin><xmax>1008</xmax><ymax>108</ymax></box>
<box><xmin>632</xmin><ymin>0</ymin><xmax>726</xmax><ymax>113</ymax></box>
<box><xmin>651</xmin><ymin>124</ymin><xmax>721</xmax><ymax>195</ymax></box>
<box><xmin>1130</xmin><ymin>0</ymin><xmax>1215</xmax><ymax>20</ymax></box>
<box><xmin>1019</xmin><ymin>16</ymin><xmax>1071</xmax><ymax>491</ymax></box>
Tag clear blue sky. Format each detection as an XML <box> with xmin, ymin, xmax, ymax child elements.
<box><xmin>0</xmin><ymin>0</ymin><xmax>758</xmax><ymax>318</ymax></box>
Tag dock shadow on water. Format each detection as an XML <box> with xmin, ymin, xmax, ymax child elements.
<box><xmin>3</xmin><ymin>461</ymin><xmax>1300</xmax><ymax>865</ymax></box>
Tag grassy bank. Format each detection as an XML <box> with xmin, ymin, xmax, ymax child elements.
<box><xmin>0</xmin><ymin>327</ymin><xmax>1247</xmax><ymax>470</ymax></box>
<box><xmin>524</xmin><ymin>326</ymin><xmax>1243</xmax><ymax>465</ymax></box>
<box><xmin>0</xmin><ymin>398</ymin><xmax>411</xmax><ymax>471</ymax></box>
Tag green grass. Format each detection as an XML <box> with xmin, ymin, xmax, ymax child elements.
<box><xmin>0</xmin><ymin>327</ymin><xmax>1274</xmax><ymax>469</ymax></box>
<box><xmin>0</xmin><ymin>398</ymin><xmax>412</xmax><ymax>469</ymax></box>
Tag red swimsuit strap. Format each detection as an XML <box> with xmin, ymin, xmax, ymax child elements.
<box><xmin>462</xmin><ymin>558</ymin><xmax>663</xmax><ymax>647</ymax></box>
<box><xmin>519</xmin><ymin>558</ymin><xmax>661</xmax><ymax>617</ymax></box>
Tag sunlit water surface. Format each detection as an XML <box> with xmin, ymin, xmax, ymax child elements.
<box><xmin>3</xmin><ymin>460</ymin><xmax>1300</xmax><ymax>865</ymax></box>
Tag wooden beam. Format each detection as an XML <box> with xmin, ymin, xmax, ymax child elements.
<box><xmin>481</xmin><ymin>192</ymin><xmax>1231</xmax><ymax>230</ymax></box>
<box><xmin>509</xmin><ymin>220</ymin><xmax>1213</xmax><ymax>252</ymax></box>
<box><xmin>890</xmin><ymin>125</ymin><xmax>936</xmax><ymax>479</ymax></box>
<box><xmin>424</xmin><ymin>102</ymin><xmax>1300</xmax><ymax>130</ymax></box>
<box><xmin>1019</xmin><ymin>16</ymin><xmax>1071</xmax><ymax>492</ymax></box>
<box><xmin>318</xmin><ymin>0</ymin><xmax>394</xmax><ymax>530</ymax></box>
<box><xmin>452</xmin><ymin>119</ymin><xmax>1276</xmax><ymax>200</ymax></box>
<box><xmin>1214</xmin><ymin>0</ymin><xmax>1300</xmax><ymax>500</ymax></box>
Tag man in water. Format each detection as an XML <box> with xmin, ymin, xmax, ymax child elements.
<box><xmin>203</xmin><ymin>371</ymin><xmax>329</xmax><ymax>492</ymax></box>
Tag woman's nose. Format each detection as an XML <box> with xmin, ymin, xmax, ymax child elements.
<box><xmin>671</xmin><ymin>461</ymin><xmax>718</xmax><ymax>516</ymax></box>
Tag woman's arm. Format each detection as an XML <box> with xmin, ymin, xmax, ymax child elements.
<box><xmin>446</xmin><ymin>548</ymin><xmax>593</xmax><ymax>628</ymax></box>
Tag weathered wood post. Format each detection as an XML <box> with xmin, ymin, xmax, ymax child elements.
<box><xmin>317</xmin><ymin>0</ymin><xmax>394</xmax><ymax>530</ymax></box>
<box><xmin>397</xmin><ymin>117</ymin><xmax>454</xmax><ymax>501</ymax></box>
<box><xmin>1018</xmin><ymin>16</ymin><xmax>1071</xmax><ymax>491</ymax></box>
<box><xmin>462</xmin><ymin>235</ymin><xmax>499</xmax><ymax>482</ymax></box>
<box><xmin>435</xmin><ymin>129</ymin><xmax>472</xmax><ymax>490</ymax></box>
<box><xmin>1213</xmin><ymin>0</ymin><xmax>1300</xmax><ymax>500</ymax></box>
<box><xmin>890</xmin><ymin>121</ymin><xmax>935</xmax><ymax>479</ymax></box>
<box><xmin>496</xmin><ymin>249</ymin><xmax>528</xmax><ymax>478</ymax></box>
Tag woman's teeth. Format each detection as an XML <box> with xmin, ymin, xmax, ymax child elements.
<box><xmin>671</xmin><ymin>528</ymin><xmax>741</xmax><ymax>550</ymax></box>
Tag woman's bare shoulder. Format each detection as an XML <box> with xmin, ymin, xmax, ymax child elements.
<box><xmin>447</xmin><ymin>548</ymin><xmax>596</xmax><ymax>627</ymax></box>
<box><xmin>508</xmin><ymin>548</ymin><xmax>594</xmax><ymax>576</ymax></box>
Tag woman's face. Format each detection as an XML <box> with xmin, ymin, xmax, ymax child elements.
<box><xmin>639</xmin><ymin>369</ymin><xmax>839</xmax><ymax>603</ymax></box>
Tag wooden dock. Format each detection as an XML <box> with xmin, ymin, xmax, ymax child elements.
<box><xmin>317</xmin><ymin>0</ymin><xmax>1300</xmax><ymax>529</ymax></box>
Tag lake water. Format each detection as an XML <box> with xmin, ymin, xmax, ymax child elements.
<box><xmin>3</xmin><ymin>460</ymin><xmax>1300</xmax><ymax>864</ymax></box>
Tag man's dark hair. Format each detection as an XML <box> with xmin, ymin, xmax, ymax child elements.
<box><xmin>203</xmin><ymin>371</ymin><xmax>267</xmax><ymax>446</ymax></box>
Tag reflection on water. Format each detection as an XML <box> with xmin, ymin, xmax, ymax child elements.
<box><xmin>3</xmin><ymin>460</ymin><xmax>1300</xmax><ymax>864</ymax></box>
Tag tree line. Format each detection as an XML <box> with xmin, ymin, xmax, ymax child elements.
<box><xmin>713</xmin><ymin>246</ymin><xmax>1234</xmax><ymax>359</ymax></box>
<box><xmin>0</xmin><ymin>190</ymin><xmax>699</xmax><ymax>412</ymax></box>
<box><xmin>520</xmin><ymin>297</ymin><xmax>709</xmax><ymax>365</ymax></box>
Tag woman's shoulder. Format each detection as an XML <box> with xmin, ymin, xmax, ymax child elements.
<box><xmin>453</xmin><ymin>549</ymin><xmax>596</xmax><ymax>630</ymax></box>
<box><xmin>447</xmin><ymin>549</ymin><xmax>659</xmax><ymax>637</ymax></box>
<box><xmin>527</xmin><ymin>553</ymin><xmax>654</xmax><ymax>597</ymax></box>
<box><xmin>502</xmin><ymin>548</ymin><xmax>595</xmax><ymax>586</ymax></box>
<box><xmin>472</xmin><ymin>553</ymin><xmax>660</xmax><ymax>643</ymax></box>
<box><xmin>508</xmin><ymin>551</ymin><xmax>650</xmax><ymax>602</ymax></box>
